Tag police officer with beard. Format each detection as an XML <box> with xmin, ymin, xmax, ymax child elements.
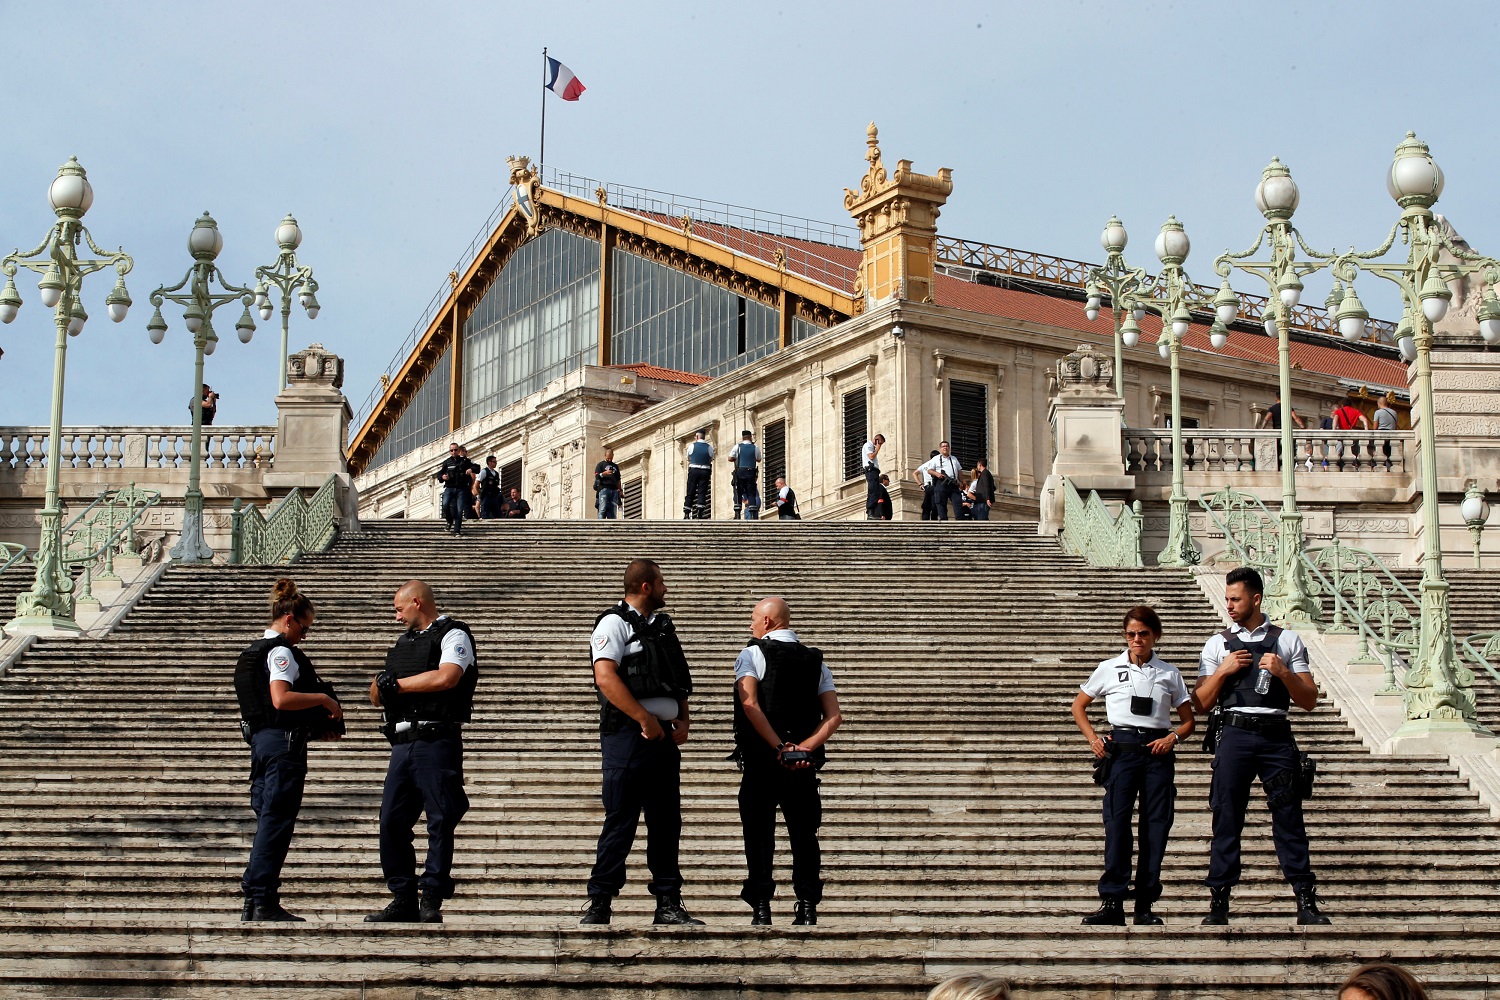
<box><xmin>580</xmin><ymin>559</ymin><xmax>703</xmax><ymax>926</ymax></box>
<box><xmin>733</xmin><ymin>596</ymin><xmax>842</xmax><ymax>926</ymax></box>
<box><xmin>366</xmin><ymin>580</ymin><xmax>479</xmax><ymax>924</ymax></box>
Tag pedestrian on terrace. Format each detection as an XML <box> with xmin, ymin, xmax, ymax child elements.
<box><xmin>1070</xmin><ymin>605</ymin><xmax>1193</xmax><ymax>926</ymax></box>
<box><xmin>873</xmin><ymin>474</ymin><xmax>894</xmax><ymax>521</ymax></box>
<box><xmin>594</xmin><ymin>448</ymin><xmax>622</xmax><ymax>519</ymax></box>
<box><xmin>1373</xmin><ymin>396</ymin><xmax>1399</xmax><ymax>469</ymax></box>
<box><xmin>968</xmin><ymin>458</ymin><xmax>996</xmax><ymax>521</ymax></box>
<box><xmin>1340</xmin><ymin>963</ymin><xmax>1427</xmax><ymax>1000</ymax></box>
<box><xmin>499</xmin><ymin>486</ymin><xmax>531</xmax><ymax>519</ymax></box>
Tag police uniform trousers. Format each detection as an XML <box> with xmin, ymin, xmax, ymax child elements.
<box><xmin>242</xmin><ymin>728</ymin><xmax>308</xmax><ymax>899</ymax></box>
<box><xmin>931</xmin><ymin>478</ymin><xmax>959</xmax><ymax>520</ymax></box>
<box><xmin>685</xmin><ymin>468</ymin><xmax>711</xmax><ymax>513</ymax></box>
<box><xmin>440</xmin><ymin>487</ymin><xmax>468</xmax><ymax>532</ymax></box>
<box><xmin>1099</xmin><ymin>728</ymin><xmax>1176</xmax><ymax>904</ymax></box>
<box><xmin>479</xmin><ymin>493</ymin><xmax>502</xmax><ymax>519</ymax></box>
<box><xmin>733</xmin><ymin>470</ymin><xmax>757</xmax><ymax>513</ymax></box>
<box><xmin>920</xmin><ymin>485</ymin><xmax>934</xmax><ymax>520</ymax></box>
<box><xmin>1207</xmin><ymin>718</ymin><xmax>1314</xmax><ymax>889</ymax></box>
<box><xmin>738</xmin><ymin>758</ymin><xmax>823</xmax><ymax>904</ymax></box>
<box><xmin>588</xmin><ymin>727</ymin><xmax>683</xmax><ymax>898</ymax></box>
<box><xmin>378</xmin><ymin>732</ymin><xmax>470</xmax><ymax>898</ymax></box>
<box><xmin>863</xmin><ymin>465</ymin><xmax>881</xmax><ymax>517</ymax></box>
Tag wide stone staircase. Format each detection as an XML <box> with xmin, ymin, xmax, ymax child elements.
<box><xmin>1</xmin><ymin>521</ymin><xmax>1499</xmax><ymax>998</ymax></box>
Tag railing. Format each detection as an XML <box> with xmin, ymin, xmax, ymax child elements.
<box><xmin>1197</xmin><ymin>486</ymin><xmax>1280</xmax><ymax>574</ymax></box>
<box><xmin>0</xmin><ymin>427</ymin><xmax>276</xmax><ymax>471</ymax></box>
<box><xmin>59</xmin><ymin>483</ymin><xmax>163</xmax><ymax>610</ymax></box>
<box><xmin>1059</xmin><ymin>476</ymin><xmax>1143</xmax><ymax>567</ymax></box>
<box><xmin>230</xmin><ymin>475</ymin><xmax>341</xmax><ymax>565</ymax></box>
<box><xmin>0</xmin><ymin>542</ymin><xmax>26</xmax><ymax>578</ymax></box>
<box><xmin>1461</xmin><ymin>633</ymin><xmax>1500</xmax><ymax>689</ymax></box>
<box><xmin>1125</xmin><ymin>428</ymin><xmax>1412</xmax><ymax>476</ymax></box>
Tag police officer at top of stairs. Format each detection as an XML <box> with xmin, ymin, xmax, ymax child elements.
<box><xmin>683</xmin><ymin>429</ymin><xmax>714</xmax><ymax>519</ymax></box>
<box><xmin>1194</xmin><ymin>566</ymin><xmax>1331</xmax><ymax>926</ymax></box>
<box><xmin>733</xmin><ymin>596</ymin><xmax>842</xmax><ymax>926</ymax></box>
<box><xmin>729</xmin><ymin>430</ymin><xmax>761</xmax><ymax>520</ymax></box>
<box><xmin>235</xmin><ymin>578</ymin><xmax>342</xmax><ymax>922</ymax></box>
<box><xmin>1071</xmin><ymin>605</ymin><xmax>1194</xmax><ymax>926</ymax></box>
<box><xmin>581</xmin><ymin>558</ymin><xmax>704</xmax><ymax>926</ymax></box>
<box><xmin>366</xmin><ymin>580</ymin><xmax>479</xmax><ymax>924</ymax></box>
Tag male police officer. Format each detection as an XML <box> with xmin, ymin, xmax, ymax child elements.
<box><xmin>476</xmin><ymin>456</ymin><xmax>502</xmax><ymax>519</ymax></box>
<box><xmin>914</xmin><ymin>441</ymin><xmax>963</xmax><ymax>520</ymax></box>
<box><xmin>1195</xmin><ymin>566</ymin><xmax>1330</xmax><ymax>926</ymax></box>
<box><xmin>683</xmin><ymin>429</ymin><xmax>714</xmax><ymax>519</ymax></box>
<box><xmin>366</xmin><ymin>580</ymin><xmax>479</xmax><ymax>924</ymax></box>
<box><xmin>733</xmin><ymin>597</ymin><xmax>842</xmax><ymax>925</ymax></box>
<box><xmin>729</xmin><ymin>430</ymin><xmax>761</xmax><ymax>520</ymax></box>
<box><xmin>861</xmin><ymin>433</ymin><xmax>885</xmax><ymax>518</ymax></box>
<box><xmin>436</xmin><ymin>443</ymin><xmax>476</xmax><ymax>535</ymax></box>
<box><xmin>581</xmin><ymin>559</ymin><xmax>703</xmax><ymax>926</ymax></box>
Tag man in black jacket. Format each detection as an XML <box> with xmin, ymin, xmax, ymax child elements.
<box><xmin>969</xmin><ymin>458</ymin><xmax>996</xmax><ymax>520</ymax></box>
<box><xmin>435</xmin><ymin>443</ymin><xmax>476</xmax><ymax>535</ymax></box>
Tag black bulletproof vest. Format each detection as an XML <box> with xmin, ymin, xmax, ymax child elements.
<box><xmin>1219</xmin><ymin>623</ymin><xmax>1290</xmax><ymax>711</ymax></box>
<box><xmin>383</xmin><ymin>617</ymin><xmax>480</xmax><ymax>723</ymax></box>
<box><xmin>478</xmin><ymin>467</ymin><xmax>500</xmax><ymax>497</ymax></box>
<box><xmin>732</xmin><ymin>638</ymin><xmax>825</xmax><ymax>762</ymax></box>
<box><xmin>234</xmin><ymin>636</ymin><xmax>337</xmax><ymax>733</ymax></box>
<box><xmin>593</xmin><ymin>605</ymin><xmax>693</xmax><ymax>734</ymax></box>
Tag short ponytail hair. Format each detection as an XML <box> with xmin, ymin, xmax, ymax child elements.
<box><xmin>268</xmin><ymin>578</ymin><xmax>314</xmax><ymax>624</ymax></box>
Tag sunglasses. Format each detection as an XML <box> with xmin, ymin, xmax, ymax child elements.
<box><xmin>1124</xmin><ymin>629</ymin><xmax>1154</xmax><ymax>639</ymax></box>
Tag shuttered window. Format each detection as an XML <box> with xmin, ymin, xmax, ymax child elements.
<box><xmin>949</xmin><ymin>380</ymin><xmax>988</xmax><ymax>470</ymax></box>
<box><xmin>842</xmin><ymin>388</ymin><xmax>867</xmax><ymax>481</ymax></box>
<box><xmin>500</xmin><ymin>459</ymin><xmax>523</xmax><ymax>498</ymax></box>
<box><xmin>622</xmin><ymin>477</ymin><xmax>643</xmax><ymax>520</ymax></box>
<box><xmin>762</xmin><ymin>419</ymin><xmax>787</xmax><ymax>499</ymax></box>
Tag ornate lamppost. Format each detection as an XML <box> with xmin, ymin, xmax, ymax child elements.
<box><xmin>252</xmin><ymin>215</ymin><xmax>319</xmax><ymax>391</ymax></box>
<box><xmin>1462</xmin><ymin>482</ymin><xmax>1490</xmax><ymax>570</ymax></box>
<box><xmin>0</xmin><ymin>158</ymin><xmax>134</xmax><ymax>634</ymax></box>
<box><xmin>1085</xmin><ymin>216</ymin><xmax>1145</xmax><ymax>401</ymax></box>
<box><xmin>145</xmin><ymin>212</ymin><xmax>257</xmax><ymax>564</ymax></box>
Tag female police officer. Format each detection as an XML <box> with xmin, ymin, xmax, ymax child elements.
<box><xmin>234</xmin><ymin>578</ymin><xmax>341</xmax><ymax>921</ymax></box>
<box><xmin>1070</xmin><ymin>605</ymin><xmax>1194</xmax><ymax>926</ymax></box>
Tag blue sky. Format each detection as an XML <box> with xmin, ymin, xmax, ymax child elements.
<box><xmin>2</xmin><ymin>0</ymin><xmax>1496</xmax><ymax>427</ymax></box>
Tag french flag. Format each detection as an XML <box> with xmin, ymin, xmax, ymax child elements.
<box><xmin>545</xmin><ymin>57</ymin><xmax>586</xmax><ymax>101</ymax></box>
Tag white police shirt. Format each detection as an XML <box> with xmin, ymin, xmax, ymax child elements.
<box><xmin>917</xmin><ymin>453</ymin><xmax>962</xmax><ymax>482</ymax></box>
<box><xmin>1198</xmin><ymin>619</ymin><xmax>1310</xmax><ymax>716</ymax></box>
<box><xmin>263</xmin><ymin>629</ymin><xmax>300</xmax><ymax>686</ymax></box>
<box><xmin>1081</xmin><ymin>652</ymin><xmax>1190</xmax><ymax>728</ymax></box>
<box><xmin>591</xmin><ymin>601</ymin><xmax>679</xmax><ymax>721</ymax></box>
<box><xmin>421</xmin><ymin>615</ymin><xmax>475</xmax><ymax>673</ymax></box>
<box><xmin>862</xmin><ymin>439</ymin><xmax>879</xmax><ymax>470</ymax></box>
<box><xmin>734</xmin><ymin>628</ymin><xmax>837</xmax><ymax>694</ymax></box>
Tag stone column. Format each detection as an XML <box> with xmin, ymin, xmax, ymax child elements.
<box><xmin>263</xmin><ymin>343</ymin><xmax>359</xmax><ymax>532</ymax></box>
<box><xmin>1039</xmin><ymin>344</ymin><xmax>1131</xmax><ymax>535</ymax></box>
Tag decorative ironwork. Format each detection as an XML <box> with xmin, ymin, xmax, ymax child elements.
<box><xmin>1060</xmin><ymin>477</ymin><xmax>1143</xmax><ymax>568</ymax></box>
<box><xmin>230</xmin><ymin>475</ymin><xmax>341</xmax><ymax>565</ymax></box>
<box><xmin>0</xmin><ymin>543</ymin><xmax>26</xmax><ymax>578</ymax></box>
<box><xmin>59</xmin><ymin>484</ymin><xmax>162</xmax><ymax>611</ymax></box>
<box><xmin>1198</xmin><ymin>486</ymin><xmax>1280</xmax><ymax>575</ymax></box>
<box><xmin>1303</xmin><ymin>538</ymin><xmax>1418</xmax><ymax>695</ymax></box>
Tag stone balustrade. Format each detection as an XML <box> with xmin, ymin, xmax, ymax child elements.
<box><xmin>0</xmin><ymin>427</ymin><xmax>276</xmax><ymax>472</ymax></box>
<box><xmin>1124</xmin><ymin>427</ymin><xmax>1413</xmax><ymax>477</ymax></box>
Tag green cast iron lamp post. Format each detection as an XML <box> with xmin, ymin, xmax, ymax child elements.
<box><xmin>145</xmin><ymin>212</ymin><xmax>257</xmax><ymax>565</ymax></box>
<box><xmin>251</xmin><ymin>215</ymin><xmax>319</xmax><ymax>391</ymax></box>
<box><xmin>1462</xmin><ymin>482</ymin><xmax>1489</xmax><ymax>570</ymax></box>
<box><xmin>1</xmin><ymin>158</ymin><xmax>134</xmax><ymax>635</ymax></box>
<box><xmin>1084</xmin><ymin>216</ymin><xmax>1145</xmax><ymax>401</ymax></box>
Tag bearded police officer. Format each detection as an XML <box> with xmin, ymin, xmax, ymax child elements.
<box><xmin>683</xmin><ymin>429</ymin><xmax>714</xmax><ymax>519</ymax></box>
<box><xmin>733</xmin><ymin>597</ymin><xmax>842</xmax><ymax>926</ymax></box>
<box><xmin>1195</xmin><ymin>566</ymin><xmax>1330</xmax><ymax>926</ymax></box>
<box><xmin>581</xmin><ymin>559</ymin><xmax>703</xmax><ymax>926</ymax></box>
<box><xmin>1070</xmin><ymin>605</ymin><xmax>1194</xmax><ymax>926</ymax></box>
<box><xmin>366</xmin><ymin>580</ymin><xmax>479</xmax><ymax>924</ymax></box>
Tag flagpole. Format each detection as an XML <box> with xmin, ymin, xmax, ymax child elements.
<box><xmin>539</xmin><ymin>46</ymin><xmax>548</xmax><ymax>176</ymax></box>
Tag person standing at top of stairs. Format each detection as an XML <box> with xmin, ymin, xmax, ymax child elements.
<box><xmin>234</xmin><ymin>578</ymin><xmax>343</xmax><ymax>922</ymax></box>
<box><xmin>366</xmin><ymin>581</ymin><xmax>479</xmax><ymax>924</ymax></box>
<box><xmin>729</xmin><ymin>430</ymin><xmax>761</xmax><ymax>521</ymax></box>
<box><xmin>1194</xmin><ymin>566</ymin><xmax>1331</xmax><ymax>927</ymax></box>
<box><xmin>861</xmin><ymin>434</ymin><xmax>884</xmax><ymax>519</ymax></box>
<box><xmin>435</xmin><ymin>443</ymin><xmax>478</xmax><ymax>536</ymax></box>
<box><xmin>683</xmin><ymin>430</ymin><xmax>714</xmax><ymax>520</ymax></box>
<box><xmin>1071</xmin><ymin>605</ymin><xmax>1194</xmax><ymax>927</ymax></box>
<box><xmin>581</xmin><ymin>559</ymin><xmax>704</xmax><ymax>926</ymax></box>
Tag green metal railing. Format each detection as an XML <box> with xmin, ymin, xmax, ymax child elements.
<box><xmin>60</xmin><ymin>484</ymin><xmax>163</xmax><ymax>610</ymax></box>
<box><xmin>1059</xmin><ymin>477</ymin><xmax>1143</xmax><ymax>567</ymax></box>
<box><xmin>230</xmin><ymin>475</ymin><xmax>341</xmax><ymax>565</ymax></box>
<box><xmin>0</xmin><ymin>542</ymin><xmax>27</xmax><ymax>578</ymax></box>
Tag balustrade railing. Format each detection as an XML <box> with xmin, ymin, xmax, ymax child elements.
<box><xmin>230</xmin><ymin>475</ymin><xmax>341</xmax><ymax>565</ymax></box>
<box><xmin>1059</xmin><ymin>476</ymin><xmax>1143</xmax><ymax>567</ymax></box>
<box><xmin>58</xmin><ymin>483</ymin><xmax>163</xmax><ymax>611</ymax></box>
<box><xmin>0</xmin><ymin>427</ymin><xmax>275</xmax><ymax>471</ymax></box>
<box><xmin>1125</xmin><ymin>428</ymin><xmax>1412</xmax><ymax>476</ymax></box>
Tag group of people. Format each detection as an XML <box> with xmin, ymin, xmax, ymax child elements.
<box><xmin>1258</xmin><ymin>392</ymin><xmax>1402</xmax><ymax>471</ymax></box>
<box><xmin>670</xmin><ymin>429</ymin><xmax>798</xmax><ymax>521</ymax></box>
<box><xmin>234</xmin><ymin>562</ymin><xmax>842</xmax><ymax>927</ymax></box>
<box><xmin>862</xmin><ymin>435</ymin><xmax>997</xmax><ymax>521</ymax></box>
<box><xmin>435</xmin><ymin>443</ymin><xmax>530</xmax><ymax>533</ymax></box>
<box><xmin>1070</xmin><ymin>566</ymin><xmax>1330</xmax><ymax>926</ymax></box>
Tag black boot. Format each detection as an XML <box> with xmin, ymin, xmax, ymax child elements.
<box><xmin>792</xmin><ymin>900</ymin><xmax>817</xmax><ymax>926</ymax></box>
<box><xmin>250</xmin><ymin>895</ymin><xmax>305</xmax><ymax>922</ymax></box>
<box><xmin>241</xmin><ymin>896</ymin><xmax>254</xmax><ymax>921</ymax></box>
<box><xmin>1081</xmin><ymin>897</ymin><xmax>1125</xmax><ymax>926</ymax></box>
<box><xmin>1295</xmin><ymin>884</ymin><xmax>1331</xmax><ymax>925</ymax></box>
<box><xmin>653</xmin><ymin>895</ymin><xmax>705</xmax><ymax>926</ymax></box>
<box><xmin>419</xmin><ymin>890</ymin><xmax>443</xmax><ymax>924</ymax></box>
<box><xmin>1133</xmin><ymin>903</ymin><xmax>1164</xmax><ymax>926</ymax></box>
<box><xmin>749</xmin><ymin>900</ymin><xmax>772</xmax><ymax>926</ymax></box>
<box><xmin>364</xmin><ymin>892</ymin><xmax>419</xmax><ymax>923</ymax></box>
<box><xmin>579</xmin><ymin>895</ymin><xmax>612</xmax><ymax>925</ymax></box>
<box><xmin>1202</xmin><ymin>886</ymin><xmax>1231</xmax><ymax>926</ymax></box>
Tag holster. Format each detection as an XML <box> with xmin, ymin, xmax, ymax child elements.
<box><xmin>1297</xmin><ymin>751</ymin><xmax>1317</xmax><ymax>799</ymax></box>
<box><xmin>1090</xmin><ymin>740</ymin><xmax>1118</xmax><ymax>785</ymax></box>
<box><xmin>1201</xmin><ymin>706</ymin><xmax>1224</xmax><ymax>754</ymax></box>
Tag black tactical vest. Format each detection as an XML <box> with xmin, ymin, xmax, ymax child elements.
<box><xmin>1219</xmin><ymin>623</ymin><xmax>1290</xmax><ymax>711</ymax></box>
<box><xmin>732</xmin><ymin>638</ymin><xmax>825</xmax><ymax>765</ymax></box>
<box><xmin>234</xmin><ymin>636</ymin><xmax>341</xmax><ymax>735</ymax></box>
<box><xmin>593</xmin><ymin>605</ymin><xmax>693</xmax><ymax>734</ymax></box>
<box><xmin>383</xmin><ymin>617</ymin><xmax>480</xmax><ymax>723</ymax></box>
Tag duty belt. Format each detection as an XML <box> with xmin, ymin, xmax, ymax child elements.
<box><xmin>1109</xmin><ymin>725</ymin><xmax>1168</xmax><ymax>752</ymax></box>
<box><xmin>1224</xmin><ymin>712</ymin><xmax>1292</xmax><ymax>737</ymax></box>
<box><xmin>384</xmin><ymin>720</ymin><xmax>462</xmax><ymax>744</ymax></box>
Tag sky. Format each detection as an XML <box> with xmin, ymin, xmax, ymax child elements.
<box><xmin>2</xmin><ymin>0</ymin><xmax>1498</xmax><ymax>429</ymax></box>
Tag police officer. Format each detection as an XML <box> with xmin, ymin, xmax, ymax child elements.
<box><xmin>773</xmin><ymin>475</ymin><xmax>801</xmax><ymax>520</ymax></box>
<box><xmin>366</xmin><ymin>580</ymin><xmax>479</xmax><ymax>924</ymax></box>
<box><xmin>733</xmin><ymin>596</ymin><xmax>842</xmax><ymax>925</ymax></box>
<box><xmin>729</xmin><ymin>430</ymin><xmax>761</xmax><ymax>520</ymax></box>
<box><xmin>1070</xmin><ymin>605</ymin><xmax>1193</xmax><ymax>925</ymax></box>
<box><xmin>476</xmin><ymin>455</ymin><xmax>502</xmax><ymax>519</ymax></box>
<box><xmin>862</xmin><ymin>433</ymin><xmax>885</xmax><ymax>518</ymax></box>
<box><xmin>1195</xmin><ymin>566</ymin><xmax>1330</xmax><ymax>926</ymax></box>
<box><xmin>581</xmin><ymin>559</ymin><xmax>703</xmax><ymax>926</ymax></box>
<box><xmin>683</xmin><ymin>429</ymin><xmax>714</xmax><ymax>519</ymax></box>
<box><xmin>235</xmin><ymin>578</ymin><xmax>342</xmax><ymax>921</ymax></box>
<box><xmin>913</xmin><ymin>441</ymin><xmax>963</xmax><ymax>520</ymax></box>
<box><xmin>435</xmin><ymin>442</ymin><xmax>475</xmax><ymax>535</ymax></box>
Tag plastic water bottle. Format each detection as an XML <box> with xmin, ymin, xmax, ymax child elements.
<box><xmin>1254</xmin><ymin>665</ymin><xmax>1273</xmax><ymax>695</ymax></box>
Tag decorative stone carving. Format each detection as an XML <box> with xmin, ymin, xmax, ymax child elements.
<box><xmin>1054</xmin><ymin>345</ymin><xmax>1116</xmax><ymax>399</ymax></box>
<box><xmin>286</xmin><ymin>343</ymin><xmax>344</xmax><ymax>391</ymax></box>
<box><xmin>843</xmin><ymin>123</ymin><xmax>952</xmax><ymax>306</ymax></box>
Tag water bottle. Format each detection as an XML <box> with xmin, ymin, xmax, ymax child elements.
<box><xmin>1254</xmin><ymin>664</ymin><xmax>1273</xmax><ymax>695</ymax></box>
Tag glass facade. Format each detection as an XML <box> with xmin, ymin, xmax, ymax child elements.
<box><xmin>792</xmin><ymin>317</ymin><xmax>825</xmax><ymax>343</ymax></box>
<box><xmin>462</xmin><ymin>228</ymin><xmax>601</xmax><ymax>424</ymax></box>
<box><xmin>611</xmin><ymin>249</ymin><xmax>778</xmax><ymax>377</ymax></box>
<box><xmin>369</xmin><ymin>345</ymin><xmax>451</xmax><ymax>470</ymax></box>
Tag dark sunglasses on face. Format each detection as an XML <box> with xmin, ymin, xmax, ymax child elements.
<box><xmin>1125</xmin><ymin>629</ymin><xmax>1153</xmax><ymax>639</ymax></box>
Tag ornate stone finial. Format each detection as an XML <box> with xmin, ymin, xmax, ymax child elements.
<box><xmin>773</xmin><ymin>246</ymin><xmax>787</xmax><ymax>272</ymax></box>
<box><xmin>865</xmin><ymin>122</ymin><xmax>881</xmax><ymax>166</ymax></box>
<box><xmin>286</xmin><ymin>342</ymin><xmax>344</xmax><ymax>390</ymax></box>
<box><xmin>843</xmin><ymin>122</ymin><xmax>953</xmax><ymax>306</ymax></box>
<box><xmin>448</xmin><ymin>270</ymin><xmax>459</xmax><ymax>290</ymax></box>
<box><xmin>379</xmin><ymin>373</ymin><xmax>391</xmax><ymax>391</ymax></box>
<box><xmin>595</xmin><ymin>186</ymin><xmax>608</xmax><ymax>205</ymax></box>
<box><xmin>1055</xmin><ymin>344</ymin><xmax>1116</xmax><ymax>398</ymax></box>
<box><xmin>680</xmin><ymin>213</ymin><xmax>693</xmax><ymax>236</ymax></box>
<box><xmin>506</xmin><ymin>155</ymin><xmax>535</xmax><ymax>186</ymax></box>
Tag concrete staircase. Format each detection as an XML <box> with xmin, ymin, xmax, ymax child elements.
<box><xmin>1</xmin><ymin>521</ymin><xmax>1498</xmax><ymax>998</ymax></box>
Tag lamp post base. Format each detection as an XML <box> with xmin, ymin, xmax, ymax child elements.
<box><xmin>170</xmin><ymin>494</ymin><xmax>216</xmax><ymax>565</ymax></box>
<box><xmin>1156</xmin><ymin>495</ymin><xmax>1201</xmax><ymax>567</ymax></box>
<box><xmin>1264</xmin><ymin>509</ymin><xmax>1320</xmax><ymax>626</ymax></box>
<box><xmin>1382</xmin><ymin>717</ymin><xmax>1496</xmax><ymax>756</ymax></box>
<box><xmin>4</xmin><ymin>611</ymin><xmax>84</xmax><ymax>638</ymax></box>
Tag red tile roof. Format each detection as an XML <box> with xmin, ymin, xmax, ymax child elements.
<box><xmin>610</xmin><ymin>364</ymin><xmax>713</xmax><ymax>386</ymax></box>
